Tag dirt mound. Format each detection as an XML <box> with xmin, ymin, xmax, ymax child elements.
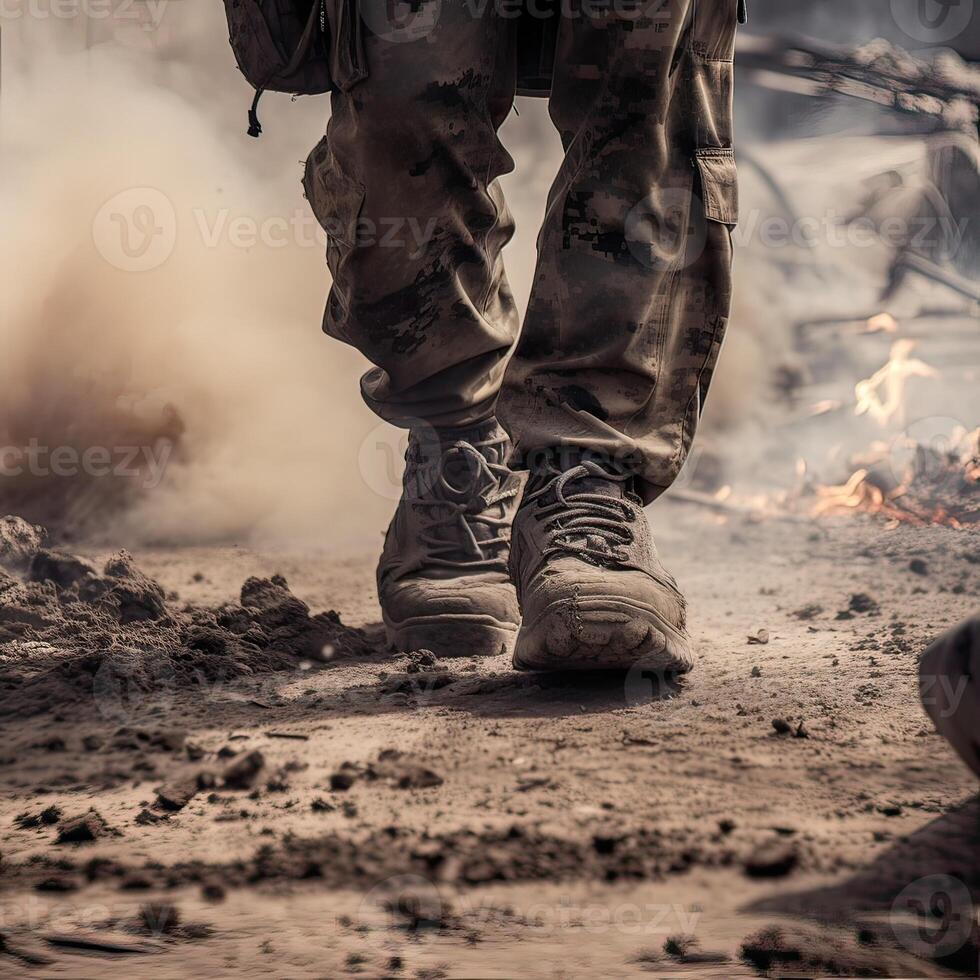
<box><xmin>739</xmin><ymin>922</ymin><xmax>938</xmax><ymax>977</ymax></box>
<box><xmin>8</xmin><ymin>821</ymin><xmax>741</xmax><ymax>896</ymax></box>
<box><xmin>0</xmin><ymin>516</ymin><xmax>376</xmax><ymax>718</ymax></box>
<box><xmin>0</xmin><ymin>516</ymin><xmax>46</xmax><ymax>571</ymax></box>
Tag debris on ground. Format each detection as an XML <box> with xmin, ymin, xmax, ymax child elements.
<box><xmin>0</xmin><ymin>517</ymin><xmax>45</xmax><ymax>572</ymax></box>
<box><xmin>405</xmin><ymin>649</ymin><xmax>438</xmax><ymax>673</ymax></box>
<box><xmin>14</xmin><ymin>805</ymin><xmax>62</xmax><ymax>829</ymax></box>
<box><xmin>744</xmin><ymin>839</ymin><xmax>799</xmax><ymax>878</ymax></box>
<box><xmin>329</xmin><ymin>750</ymin><xmax>443</xmax><ymax>792</ymax></box>
<box><xmin>55</xmin><ymin>809</ymin><xmax>118</xmax><ymax>844</ymax></box>
<box><xmin>740</xmin><ymin>924</ymin><xmax>909</xmax><ymax>976</ymax></box>
<box><xmin>156</xmin><ymin>772</ymin><xmax>212</xmax><ymax>811</ymax></box>
<box><xmin>0</xmin><ymin>518</ymin><xmax>377</xmax><ymax>719</ymax></box>
<box><xmin>222</xmin><ymin>751</ymin><xmax>266</xmax><ymax>790</ymax></box>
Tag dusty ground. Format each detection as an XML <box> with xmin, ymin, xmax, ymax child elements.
<box><xmin>0</xmin><ymin>504</ymin><xmax>977</xmax><ymax>978</ymax></box>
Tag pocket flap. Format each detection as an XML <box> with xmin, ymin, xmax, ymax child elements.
<box><xmin>695</xmin><ymin>148</ymin><xmax>738</xmax><ymax>225</ymax></box>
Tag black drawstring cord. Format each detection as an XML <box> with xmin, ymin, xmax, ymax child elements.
<box><xmin>245</xmin><ymin>0</ymin><xmax>323</xmax><ymax>138</ymax></box>
<box><xmin>248</xmin><ymin>87</ymin><xmax>265</xmax><ymax>138</ymax></box>
<box><xmin>737</xmin><ymin>0</ymin><xmax>747</xmax><ymax>23</ymax></box>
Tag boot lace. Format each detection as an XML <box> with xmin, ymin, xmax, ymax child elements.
<box><xmin>413</xmin><ymin>433</ymin><xmax>518</xmax><ymax>574</ymax></box>
<box><xmin>525</xmin><ymin>461</ymin><xmax>636</xmax><ymax>565</ymax></box>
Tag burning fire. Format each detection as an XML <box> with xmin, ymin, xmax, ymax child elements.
<box><xmin>854</xmin><ymin>338</ymin><xmax>938</xmax><ymax>428</ymax></box>
<box><xmin>679</xmin><ymin>316</ymin><xmax>978</xmax><ymax>529</ymax></box>
<box><xmin>810</xmin><ymin>426</ymin><xmax>979</xmax><ymax>528</ymax></box>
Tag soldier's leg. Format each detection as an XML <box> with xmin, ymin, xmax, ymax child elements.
<box><xmin>505</xmin><ymin>0</ymin><xmax>739</xmax><ymax>671</ymax></box>
<box><xmin>304</xmin><ymin>0</ymin><xmax>519</xmax><ymax>429</ymax></box>
<box><xmin>499</xmin><ymin>0</ymin><xmax>738</xmax><ymax>502</ymax></box>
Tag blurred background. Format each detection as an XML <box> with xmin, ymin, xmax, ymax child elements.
<box><xmin>0</xmin><ymin>0</ymin><xmax>977</xmax><ymax>551</ymax></box>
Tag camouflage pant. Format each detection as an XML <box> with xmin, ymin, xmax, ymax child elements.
<box><xmin>304</xmin><ymin>0</ymin><xmax>738</xmax><ymax>502</ymax></box>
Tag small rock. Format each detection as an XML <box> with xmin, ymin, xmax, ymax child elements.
<box><xmin>747</xmin><ymin>628</ymin><xmax>769</xmax><ymax>645</ymax></box>
<box><xmin>81</xmin><ymin>734</ymin><xmax>104</xmax><ymax>752</ymax></box>
<box><xmin>908</xmin><ymin>558</ymin><xmax>928</xmax><ymax>575</ymax></box>
<box><xmin>849</xmin><ymin>592</ymin><xmax>879</xmax><ymax>614</ymax></box>
<box><xmin>155</xmin><ymin>773</ymin><xmax>202</xmax><ymax>811</ymax></box>
<box><xmin>744</xmin><ymin>840</ymin><xmax>798</xmax><ymax>878</ymax></box>
<box><xmin>311</xmin><ymin>797</ymin><xmax>336</xmax><ymax>813</ymax></box>
<box><xmin>750</xmin><ymin>665</ymin><xmax>762</xmax><ymax>677</ymax></box>
<box><xmin>794</xmin><ymin>720</ymin><xmax>811</xmax><ymax>739</ymax></box>
<box><xmin>202</xmin><ymin>882</ymin><xmax>225</xmax><ymax>902</ymax></box>
<box><xmin>771</xmin><ymin>718</ymin><xmax>792</xmax><ymax>735</ymax></box>
<box><xmin>222</xmin><ymin>750</ymin><xmax>265</xmax><ymax>789</ymax></box>
<box><xmin>329</xmin><ymin>764</ymin><xmax>359</xmax><ymax>791</ymax></box>
<box><xmin>56</xmin><ymin>810</ymin><xmax>116</xmax><ymax>845</ymax></box>
<box><xmin>135</xmin><ymin>808</ymin><xmax>167</xmax><ymax>825</ymax></box>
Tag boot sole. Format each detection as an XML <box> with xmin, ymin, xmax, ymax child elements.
<box><xmin>384</xmin><ymin>614</ymin><xmax>518</xmax><ymax>659</ymax></box>
<box><xmin>512</xmin><ymin>597</ymin><xmax>694</xmax><ymax>673</ymax></box>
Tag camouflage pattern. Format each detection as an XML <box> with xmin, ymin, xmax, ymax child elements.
<box><xmin>304</xmin><ymin>0</ymin><xmax>739</xmax><ymax>502</ymax></box>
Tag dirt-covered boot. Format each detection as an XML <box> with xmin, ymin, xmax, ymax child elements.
<box><xmin>510</xmin><ymin>461</ymin><xmax>693</xmax><ymax>672</ymax></box>
<box><xmin>378</xmin><ymin>419</ymin><xmax>522</xmax><ymax>658</ymax></box>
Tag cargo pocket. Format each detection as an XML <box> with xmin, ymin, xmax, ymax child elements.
<box><xmin>695</xmin><ymin>147</ymin><xmax>738</xmax><ymax>227</ymax></box>
<box><xmin>303</xmin><ymin>136</ymin><xmax>365</xmax><ymax>324</ymax></box>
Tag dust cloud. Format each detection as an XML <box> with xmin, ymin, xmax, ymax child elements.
<box><xmin>0</xmin><ymin>8</ymin><xmax>390</xmax><ymax>549</ymax></box>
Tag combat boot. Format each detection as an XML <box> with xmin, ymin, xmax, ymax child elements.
<box><xmin>510</xmin><ymin>461</ymin><xmax>693</xmax><ymax>672</ymax></box>
<box><xmin>378</xmin><ymin>419</ymin><xmax>522</xmax><ymax>657</ymax></box>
